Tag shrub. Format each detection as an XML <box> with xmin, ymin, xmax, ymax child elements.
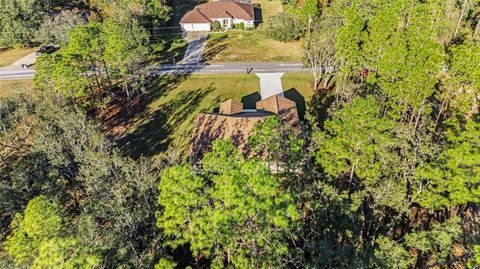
<box><xmin>281</xmin><ymin>0</ymin><xmax>297</xmax><ymax>5</ymax></box>
<box><xmin>212</xmin><ymin>21</ymin><xmax>222</xmax><ymax>31</ymax></box>
<box><xmin>265</xmin><ymin>12</ymin><xmax>302</xmax><ymax>42</ymax></box>
<box><xmin>234</xmin><ymin>22</ymin><xmax>245</xmax><ymax>30</ymax></box>
<box><xmin>150</xmin><ymin>42</ymin><xmax>166</xmax><ymax>54</ymax></box>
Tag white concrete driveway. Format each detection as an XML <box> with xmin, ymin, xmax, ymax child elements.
<box><xmin>256</xmin><ymin>73</ymin><xmax>285</xmax><ymax>99</ymax></box>
<box><xmin>180</xmin><ymin>32</ymin><xmax>208</xmax><ymax>64</ymax></box>
<box><xmin>2</xmin><ymin>52</ymin><xmax>38</xmax><ymax>70</ymax></box>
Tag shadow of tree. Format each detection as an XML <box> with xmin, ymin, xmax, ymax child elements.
<box><xmin>118</xmin><ymin>84</ymin><xmax>216</xmax><ymax>158</ymax></box>
<box><xmin>309</xmin><ymin>88</ymin><xmax>335</xmax><ymax>129</ymax></box>
<box><xmin>284</xmin><ymin>88</ymin><xmax>306</xmax><ymax>120</ymax></box>
<box><xmin>150</xmin><ymin>38</ymin><xmax>189</xmax><ymax>64</ymax></box>
<box><xmin>203</xmin><ymin>34</ymin><xmax>229</xmax><ymax>62</ymax></box>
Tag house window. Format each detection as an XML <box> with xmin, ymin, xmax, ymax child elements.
<box><xmin>223</xmin><ymin>19</ymin><xmax>229</xmax><ymax>26</ymax></box>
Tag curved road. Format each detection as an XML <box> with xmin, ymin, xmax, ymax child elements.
<box><xmin>0</xmin><ymin>62</ymin><xmax>308</xmax><ymax>81</ymax></box>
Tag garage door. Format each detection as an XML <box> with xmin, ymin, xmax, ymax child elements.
<box><xmin>181</xmin><ymin>23</ymin><xmax>211</xmax><ymax>32</ymax></box>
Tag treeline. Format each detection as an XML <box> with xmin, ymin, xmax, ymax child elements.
<box><xmin>0</xmin><ymin>0</ymin><xmax>171</xmax><ymax>48</ymax></box>
<box><xmin>0</xmin><ymin>93</ymin><xmax>163</xmax><ymax>268</ymax></box>
<box><xmin>2</xmin><ymin>0</ymin><xmax>172</xmax><ymax>108</ymax></box>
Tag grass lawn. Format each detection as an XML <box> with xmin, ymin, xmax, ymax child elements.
<box><xmin>0</xmin><ymin>47</ymin><xmax>38</xmax><ymax>68</ymax></box>
<box><xmin>205</xmin><ymin>30</ymin><xmax>303</xmax><ymax>63</ymax></box>
<box><xmin>118</xmin><ymin>73</ymin><xmax>314</xmax><ymax>160</ymax></box>
<box><xmin>253</xmin><ymin>0</ymin><xmax>283</xmax><ymax>22</ymax></box>
<box><xmin>0</xmin><ymin>80</ymin><xmax>34</xmax><ymax>98</ymax></box>
<box><xmin>151</xmin><ymin>37</ymin><xmax>189</xmax><ymax>64</ymax></box>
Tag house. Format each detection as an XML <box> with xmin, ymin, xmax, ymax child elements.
<box><xmin>180</xmin><ymin>0</ymin><xmax>255</xmax><ymax>32</ymax></box>
<box><xmin>189</xmin><ymin>94</ymin><xmax>299</xmax><ymax>161</ymax></box>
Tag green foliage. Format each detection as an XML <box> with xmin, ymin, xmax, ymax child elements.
<box><xmin>249</xmin><ymin>117</ymin><xmax>305</xmax><ymax>175</ymax></box>
<box><xmin>374</xmin><ymin>236</ymin><xmax>413</xmax><ymax>269</ymax></box>
<box><xmin>234</xmin><ymin>22</ymin><xmax>245</xmax><ymax>30</ymax></box>
<box><xmin>265</xmin><ymin>12</ymin><xmax>302</xmax><ymax>42</ymax></box>
<box><xmin>0</xmin><ymin>94</ymin><xmax>163</xmax><ymax>268</ymax></box>
<box><xmin>442</xmin><ymin>42</ymin><xmax>480</xmax><ymax>119</ymax></box>
<box><xmin>299</xmin><ymin>0</ymin><xmax>320</xmax><ymax>24</ymax></box>
<box><xmin>101</xmin><ymin>16</ymin><xmax>150</xmax><ymax>78</ymax></box>
<box><xmin>416</xmin><ymin>120</ymin><xmax>480</xmax><ymax>210</ymax></box>
<box><xmin>3</xmin><ymin>196</ymin><xmax>101</xmax><ymax>268</ymax></box>
<box><xmin>155</xmin><ymin>258</ymin><xmax>177</xmax><ymax>269</ymax></box>
<box><xmin>335</xmin><ymin>0</ymin><xmax>445</xmax><ymax>113</ymax></box>
<box><xmin>157</xmin><ymin>140</ymin><xmax>301</xmax><ymax>268</ymax></box>
<box><xmin>315</xmin><ymin>96</ymin><xmax>406</xmax><ymax>211</ymax></box>
<box><xmin>35</xmin><ymin>18</ymin><xmax>150</xmax><ymax>105</ymax></box>
<box><xmin>0</xmin><ymin>0</ymin><xmax>52</xmax><ymax>46</ymax></box>
<box><xmin>404</xmin><ymin>217</ymin><xmax>462</xmax><ymax>264</ymax></box>
<box><xmin>212</xmin><ymin>21</ymin><xmax>222</xmax><ymax>31</ymax></box>
<box><xmin>469</xmin><ymin>245</ymin><xmax>480</xmax><ymax>268</ymax></box>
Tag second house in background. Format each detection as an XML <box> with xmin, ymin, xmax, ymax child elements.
<box><xmin>180</xmin><ymin>0</ymin><xmax>255</xmax><ymax>32</ymax></box>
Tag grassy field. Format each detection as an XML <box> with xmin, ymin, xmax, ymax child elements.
<box><xmin>203</xmin><ymin>0</ymin><xmax>303</xmax><ymax>63</ymax></box>
<box><xmin>118</xmin><ymin>73</ymin><xmax>313</xmax><ymax>160</ymax></box>
<box><xmin>253</xmin><ymin>0</ymin><xmax>284</xmax><ymax>22</ymax></box>
<box><xmin>0</xmin><ymin>80</ymin><xmax>34</xmax><ymax>98</ymax></box>
<box><xmin>0</xmin><ymin>47</ymin><xmax>38</xmax><ymax>68</ymax></box>
<box><xmin>151</xmin><ymin>37</ymin><xmax>189</xmax><ymax>64</ymax></box>
<box><xmin>205</xmin><ymin>30</ymin><xmax>303</xmax><ymax>63</ymax></box>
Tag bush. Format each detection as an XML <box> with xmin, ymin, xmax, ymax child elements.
<box><xmin>234</xmin><ymin>22</ymin><xmax>245</xmax><ymax>30</ymax></box>
<box><xmin>281</xmin><ymin>0</ymin><xmax>297</xmax><ymax>5</ymax></box>
<box><xmin>150</xmin><ymin>42</ymin><xmax>166</xmax><ymax>54</ymax></box>
<box><xmin>265</xmin><ymin>12</ymin><xmax>302</xmax><ymax>42</ymax></box>
<box><xmin>212</xmin><ymin>21</ymin><xmax>222</xmax><ymax>31</ymax></box>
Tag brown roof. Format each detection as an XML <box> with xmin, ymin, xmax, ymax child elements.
<box><xmin>180</xmin><ymin>9</ymin><xmax>211</xmax><ymax>23</ymax></box>
<box><xmin>190</xmin><ymin>112</ymin><xmax>273</xmax><ymax>161</ymax></box>
<box><xmin>180</xmin><ymin>1</ymin><xmax>255</xmax><ymax>23</ymax></box>
<box><xmin>220</xmin><ymin>99</ymin><xmax>243</xmax><ymax>115</ymax></box>
<box><xmin>257</xmin><ymin>94</ymin><xmax>300</xmax><ymax>124</ymax></box>
<box><xmin>189</xmin><ymin>95</ymin><xmax>300</xmax><ymax>161</ymax></box>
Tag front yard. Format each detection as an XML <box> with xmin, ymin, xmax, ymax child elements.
<box><xmin>0</xmin><ymin>80</ymin><xmax>33</xmax><ymax>98</ymax></box>
<box><xmin>116</xmin><ymin>73</ymin><xmax>313</xmax><ymax>160</ymax></box>
<box><xmin>253</xmin><ymin>0</ymin><xmax>283</xmax><ymax>21</ymax></box>
<box><xmin>0</xmin><ymin>47</ymin><xmax>38</xmax><ymax>68</ymax></box>
<box><xmin>205</xmin><ymin>30</ymin><xmax>303</xmax><ymax>63</ymax></box>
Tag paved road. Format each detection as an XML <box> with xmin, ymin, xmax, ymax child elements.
<box><xmin>0</xmin><ymin>69</ymin><xmax>37</xmax><ymax>80</ymax></box>
<box><xmin>154</xmin><ymin>62</ymin><xmax>308</xmax><ymax>75</ymax></box>
<box><xmin>0</xmin><ymin>62</ymin><xmax>308</xmax><ymax>80</ymax></box>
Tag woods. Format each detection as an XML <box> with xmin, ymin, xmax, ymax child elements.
<box><xmin>1</xmin><ymin>0</ymin><xmax>480</xmax><ymax>268</ymax></box>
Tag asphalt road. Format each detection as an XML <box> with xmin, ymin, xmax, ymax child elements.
<box><xmin>155</xmin><ymin>62</ymin><xmax>308</xmax><ymax>75</ymax></box>
<box><xmin>0</xmin><ymin>62</ymin><xmax>308</xmax><ymax>80</ymax></box>
<box><xmin>0</xmin><ymin>69</ymin><xmax>37</xmax><ymax>80</ymax></box>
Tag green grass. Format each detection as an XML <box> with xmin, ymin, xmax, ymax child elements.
<box><xmin>118</xmin><ymin>73</ymin><xmax>314</xmax><ymax>160</ymax></box>
<box><xmin>0</xmin><ymin>47</ymin><xmax>38</xmax><ymax>68</ymax></box>
<box><xmin>151</xmin><ymin>37</ymin><xmax>189</xmax><ymax>64</ymax></box>
<box><xmin>253</xmin><ymin>0</ymin><xmax>284</xmax><ymax>22</ymax></box>
<box><xmin>205</xmin><ymin>30</ymin><xmax>303</xmax><ymax>63</ymax></box>
<box><xmin>0</xmin><ymin>80</ymin><xmax>34</xmax><ymax>98</ymax></box>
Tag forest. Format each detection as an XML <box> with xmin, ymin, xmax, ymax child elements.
<box><xmin>0</xmin><ymin>0</ymin><xmax>480</xmax><ymax>268</ymax></box>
